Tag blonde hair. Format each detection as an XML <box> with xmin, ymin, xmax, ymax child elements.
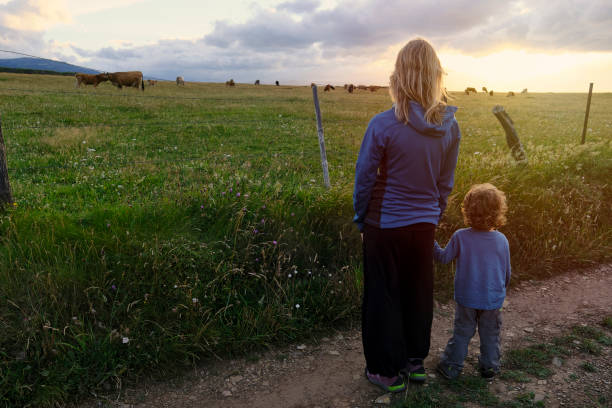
<box><xmin>389</xmin><ymin>38</ymin><xmax>448</xmax><ymax>125</ymax></box>
<box><xmin>462</xmin><ymin>183</ymin><xmax>508</xmax><ymax>231</ymax></box>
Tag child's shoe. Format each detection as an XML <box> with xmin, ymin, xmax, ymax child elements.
<box><xmin>365</xmin><ymin>368</ymin><xmax>406</xmax><ymax>393</ymax></box>
<box><xmin>436</xmin><ymin>362</ymin><xmax>460</xmax><ymax>380</ymax></box>
<box><xmin>401</xmin><ymin>359</ymin><xmax>427</xmax><ymax>383</ymax></box>
<box><xmin>480</xmin><ymin>367</ymin><xmax>498</xmax><ymax>380</ymax></box>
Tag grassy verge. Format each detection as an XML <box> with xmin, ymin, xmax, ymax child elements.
<box><xmin>0</xmin><ymin>74</ymin><xmax>610</xmax><ymax>406</ymax></box>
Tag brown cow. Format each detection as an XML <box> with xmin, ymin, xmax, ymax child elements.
<box><xmin>357</xmin><ymin>85</ymin><xmax>368</xmax><ymax>90</ymax></box>
<box><xmin>465</xmin><ymin>87</ymin><xmax>477</xmax><ymax>95</ymax></box>
<box><xmin>507</xmin><ymin>91</ymin><xmax>515</xmax><ymax>97</ymax></box>
<box><xmin>482</xmin><ymin>87</ymin><xmax>488</xmax><ymax>93</ymax></box>
<box><xmin>108</xmin><ymin>71</ymin><xmax>144</xmax><ymax>91</ymax></box>
<box><xmin>368</xmin><ymin>85</ymin><xmax>380</xmax><ymax>92</ymax></box>
<box><xmin>343</xmin><ymin>84</ymin><xmax>348</xmax><ymax>89</ymax></box>
<box><xmin>225</xmin><ymin>79</ymin><xmax>235</xmax><ymax>87</ymax></box>
<box><xmin>347</xmin><ymin>84</ymin><xmax>355</xmax><ymax>93</ymax></box>
<box><xmin>75</xmin><ymin>72</ymin><xmax>108</xmax><ymax>88</ymax></box>
<box><xmin>176</xmin><ymin>76</ymin><xmax>185</xmax><ymax>86</ymax></box>
<box><xmin>324</xmin><ymin>84</ymin><xmax>335</xmax><ymax>91</ymax></box>
<box><xmin>489</xmin><ymin>90</ymin><xmax>494</xmax><ymax>96</ymax></box>
<box><xmin>147</xmin><ymin>79</ymin><xmax>157</xmax><ymax>86</ymax></box>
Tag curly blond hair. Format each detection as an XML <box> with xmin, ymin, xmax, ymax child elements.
<box><xmin>461</xmin><ymin>183</ymin><xmax>507</xmax><ymax>231</ymax></box>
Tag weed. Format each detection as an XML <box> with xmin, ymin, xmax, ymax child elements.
<box><xmin>580</xmin><ymin>361</ymin><xmax>597</xmax><ymax>372</ymax></box>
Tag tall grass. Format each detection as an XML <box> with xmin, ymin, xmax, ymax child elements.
<box><xmin>0</xmin><ymin>73</ymin><xmax>610</xmax><ymax>406</ymax></box>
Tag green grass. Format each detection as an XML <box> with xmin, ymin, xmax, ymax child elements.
<box><xmin>0</xmin><ymin>73</ymin><xmax>611</xmax><ymax>406</ymax></box>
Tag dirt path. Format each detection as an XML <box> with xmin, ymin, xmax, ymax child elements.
<box><xmin>84</xmin><ymin>264</ymin><xmax>612</xmax><ymax>408</ymax></box>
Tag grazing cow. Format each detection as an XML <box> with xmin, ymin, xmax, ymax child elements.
<box><xmin>75</xmin><ymin>72</ymin><xmax>108</xmax><ymax>88</ymax></box>
<box><xmin>226</xmin><ymin>79</ymin><xmax>235</xmax><ymax>87</ymax></box>
<box><xmin>107</xmin><ymin>71</ymin><xmax>144</xmax><ymax>91</ymax></box>
<box><xmin>254</xmin><ymin>79</ymin><xmax>260</xmax><ymax>85</ymax></box>
<box><xmin>357</xmin><ymin>85</ymin><xmax>368</xmax><ymax>90</ymax></box>
<box><xmin>482</xmin><ymin>87</ymin><xmax>488</xmax><ymax>93</ymax></box>
<box><xmin>368</xmin><ymin>85</ymin><xmax>380</xmax><ymax>92</ymax></box>
<box><xmin>507</xmin><ymin>91</ymin><xmax>515</xmax><ymax>97</ymax></box>
<box><xmin>176</xmin><ymin>76</ymin><xmax>185</xmax><ymax>86</ymax></box>
<box><xmin>521</xmin><ymin>88</ymin><xmax>528</xmax><ymax>94</ymax></box>
<box><xmin>465</xmin><ymin>87</ymin><xmax>477</xmax><ymax>95</ymax></box>
<box><xmin>275</xmin><ymin>80</ymin><xmax>279</xmax><ymax>86</ymax></box>
<box><xmin>489</xmin><ymin>90</ymin><xmax>494</xmax><ymax>96</ymax></box>
<box><xmin>347</xmin><ymin>84</ymin><xmax>355</xmax><ymax>93</ymax></box>
<box><xmin>324</xmin><ymin>84</ymin><xmax>335</xmax><ymax>91</ymax></box>
<box><xmin>147</xmin><ymin>79</ymin><xmax>157</xmax><ymax>86</ymax></box>
<box><xmin>343</xmin><ymin>84</ymin><xmax>348</xmax><ymax>89</ymax></box>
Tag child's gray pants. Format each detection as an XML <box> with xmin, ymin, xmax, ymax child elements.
<box><xmin>440</xmin><ymin>303</ymin><xmax>502</xmax><ymax>372</ymax></box>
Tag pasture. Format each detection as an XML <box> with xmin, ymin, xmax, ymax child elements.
<box><xmin>0</xmin><ymin>73</ymin><xmax>610</xmax><ymax>406</ymax></box>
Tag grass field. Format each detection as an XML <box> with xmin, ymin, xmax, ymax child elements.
<box><xmin>0</xmin><ymin>73</ymin><xmax>610</xmax><ymax>406</ymax></box>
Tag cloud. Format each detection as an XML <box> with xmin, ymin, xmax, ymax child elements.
<box><xmin>0</xmin><ymin>0</ymin><xmax>69</xmax><ymax>31</ymax></box>
<box><xmin>203</xmin><ymin>0</ymin><xmax>612</xmax><ymax>54</ymax></box>
<box><xmin>277</xmin><ymin>0</ymin><xmax>320</xmax><ymax>14</ymax></box>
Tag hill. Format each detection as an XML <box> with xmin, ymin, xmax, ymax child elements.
<box><xmin>0</xmin><ymin>57</ymin><xmax>99</xmax><ymax>75</ymax></box>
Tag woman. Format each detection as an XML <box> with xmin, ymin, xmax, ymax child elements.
<box><xmin>353</xmin><ymin>38</ymin><xmax>461</xmax><ymax>392</ymax></box>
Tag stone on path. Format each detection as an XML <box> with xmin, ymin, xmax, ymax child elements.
<box><xmin>222</xmin><ymin>390</ymin><xmax>232</xmax><ymax>397</ymax></box>
<box><xmin>375</xmin><ymin>393</ymin><xmax>392</xmax><ymax>405</ymax></box>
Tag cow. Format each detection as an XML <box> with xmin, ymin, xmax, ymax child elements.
<box><xmin>226</xmin><ymin>79</ymin><xmax>235</xmax><ymax>87</ymax></box>
<box><xmin>521</xmin><ymin>88</ymin><xmax>528</xmax><ymax>94</ymax></box>
<box><xmin>275</xmin><ymin>80</ymin><xmax>279</xmax><ymax>86</ymax></box>
<box><xmin>368</xmin><ymin>85</ymin><xmax>380</xmax><ymax>92</ymax></box>
<box><xmin>482</xmin><ymin>87</ymin><xmax>488</xmax><ymax>93</ymax></box>
<box><xmin>465</xmin><ymin>87</ymin><xmax>477</xmax><ymax>95</ymax></box>
<box><xmin>357</xmin><ymin>85</ymin><xmax>368</xmax><ymax>90</ymax></box>
<box><xmin>489</xmin><ymin>90</ymin><xmax>494</xmax><ymax>96</ymax></box>
<box><xmin>176</xmin><ymin>76</ymin><xmax>185</xmax><ymax>86</ymax></box>
<box><xmin>343</xmin><ymin>84</ymin><xmax>348</xmax><ymax>89</ymax></box>
<box><xmin>254</xmin><ymin>79</ymin><xmax>260</xmax><ymax>85</ymax></box>
<box><xmin>75</xmin><ymin>72</ymin><xmax>108</xmax><ymax>88</ymax></box>
<box><xmin>347</xmin><ymin>84</ymin><xmax>355</xmax><ymax>93</ymax></box>
<box><xmin>107</xmin><ymin>71</ymin><xmax>144</xmax><ymax>91</ymax></box>
<box><xmin>147</xmin><ymin>79</ymin><xmax>157</xmax><ymax>86</ymax></box>
<box><xmin>324</xmin><ymin>84</ymin><xmax>335</xmax><ymax>91</ymax></box>
<box><xmin>507</xmin><ymin>91</ymin><xmax>515</xmax><ymax>97</ymax></box>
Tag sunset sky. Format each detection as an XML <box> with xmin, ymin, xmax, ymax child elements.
<box><xmin>1</xmin><ymin>0</ymin><xmax>611</xmax><ymax>92</ymax></box>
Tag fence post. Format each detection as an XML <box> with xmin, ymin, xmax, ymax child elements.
<box><xmin>492</xmin><ymin>105</ymin><xmax>527</xmax><ymax>164</ymax></box>
<box><xmin>311</xmin><ymin>85</ymin><xmax>330</xmax><ymax>189</ymax></box>
<box><xmin>581</xmin><ymin>82</ymin><xmax>593</xmax><ymax>144</ymax></box>
<box><xmin>0</xmin><ymin>115</ymin><xmax>13</xmax><ymax>206</ymax></box>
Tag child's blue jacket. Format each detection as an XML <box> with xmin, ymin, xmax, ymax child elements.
<box><xmin>434</xmin><ymin>228</ymin><xmax>511</xmax><ymax>310</ymax></box>
<box><xmin>353</xmin><ymin>102</ymin><xmax>460</xmax><ymax>231</ymax></box>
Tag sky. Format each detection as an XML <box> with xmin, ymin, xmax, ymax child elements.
<box><xmin>0</xmin><ymin>0</ymin><xmax>611</xmax><ymax>92</ymax></box>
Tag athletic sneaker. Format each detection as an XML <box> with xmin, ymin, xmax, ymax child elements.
<box><xmin>436</xmin><ymin>362</ymin><xmax>460</xmax><ymax>380</ymax></box>
<box><xmin>401</xmin><ymin>359</ymin><xmax>427</xmax><ymax>383</ymax></box>
<box><xmin>365</xmin><ymin>368</ymin><xmax>406</xmax><ymax>393</ymax></box>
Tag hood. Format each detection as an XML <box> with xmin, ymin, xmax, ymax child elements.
<box><xmin>404</xmin><ymin>101</ymin><xmax>458</xmax><ymax>137</ymax></box>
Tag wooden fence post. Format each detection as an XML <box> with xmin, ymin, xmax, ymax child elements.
<box><xmin>0</xmin><ymin>115</ymin><xmax>13</xmax><ymax>206</ymax></box>
<box><xmin>492</xmin><ymin>105</ymin><xmax>527</xmax><ymax>164</ymax></box>
<box><xmin>311</xmin><ymin>85</ymin><xmax>331</xmax><ymax>189</ymax></box>
<box><xmin>581</xmin><ymin>82</ymin><xmax>593</xmax><ymax>144</ymax></box>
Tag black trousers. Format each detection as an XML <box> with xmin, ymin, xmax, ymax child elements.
<box><xmin>361</xmin><ymin>223</ymin><xmax>435</xmax><ymax>377</ymax></box>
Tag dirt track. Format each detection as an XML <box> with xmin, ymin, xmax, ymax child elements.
<box><xmin>82</xmin><ymin>264</ymin><xmax>612</xmax><ymax>408</ymax></box>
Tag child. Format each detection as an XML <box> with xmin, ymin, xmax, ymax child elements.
<box><xmin>434</xmin><ymin>183</ymin><xmax>511</xmax><ymax>380</ymax></box>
